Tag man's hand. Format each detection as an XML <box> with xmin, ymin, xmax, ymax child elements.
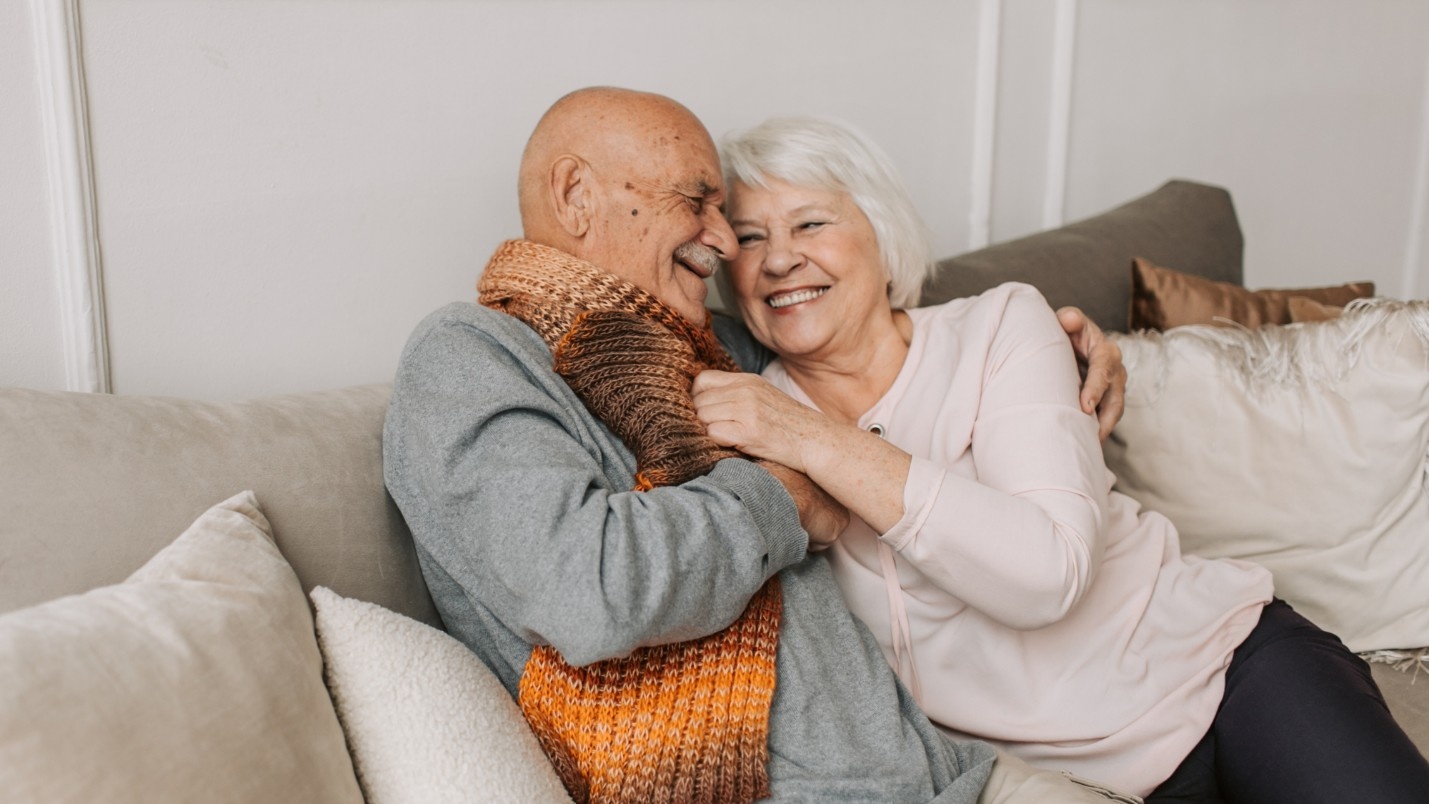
<box><xmin>759</xmin><ymin>461</ymin><xmax>848</xmax><ymax>551</ymax></box>
<box><xmin>1056</xmin><ymin>306</ymin><xmax>1126</xmax><ymax>441</ymax></box>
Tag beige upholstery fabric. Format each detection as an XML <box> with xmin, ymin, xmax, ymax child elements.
<box><xmin>0</xmin><ymin>384</ymin><xmax>438</xmax><ymax>626</ymax></box>
<box><xmin>1106</xmin><ymin>299</ymin><xmax>1429</xmax><ymax>652</ymax></box>
<box><xmin>311</xmin><ymin>586</ymin><xmax>571</xmax><ymax>803</ymax></box>
<box><xmin>1372</xmin><ymin>663</ymin><xmax>1429</xmax><ymax>758</ymax></box>
<box><xmin>1129</xmin><ymin>257</ymin><xmax>1374</xmax><ymax>331</ymax></box>
<box><xmin>0</xmin><ymin>492</ymin><xmax>363</xmax><ymax>804</ymax></box>
<box><xmin>978</xmin><ymin>750</ymin><xmax>1141</xmax><ymax>803</ymax></box>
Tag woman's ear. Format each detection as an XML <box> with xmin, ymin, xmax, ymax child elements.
<box><xmin>550</xmin><ymin>155</ymin><xmax>594</xmax><ymax>238</ymax></box>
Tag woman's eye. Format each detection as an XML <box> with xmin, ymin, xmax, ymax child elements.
<box><xmin>736</xmin><ymin>233</ymin><xmax>764</xmax><ymax>246</ymax></box>
<box><xmin>799</xmin><ymin>221</ymin><xmax>826</xmax><ymax>231</ymax></box>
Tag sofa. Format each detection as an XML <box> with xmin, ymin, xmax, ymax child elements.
<box><xmin>2</xmin><ymin>179</ymin><xmax>1424</xmax><ymax>801</ymax></box>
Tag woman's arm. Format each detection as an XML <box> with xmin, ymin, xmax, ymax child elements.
<box><xmin>691</xmin><ymin>370</ymin><xmax>912</xmax><ymax>534</ymax></box>
<box><xmin>895</xmin><ymin>291</ymin><xmax>1108</xmax><ymax>628</ymax></box>
<box><xmin>693</xmin><ymin>287</ymin><xmax>1109</xmax><ymax>629</ymax></box>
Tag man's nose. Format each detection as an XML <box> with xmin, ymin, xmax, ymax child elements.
<box><xmin>702</xmin><ymin>208</ymin><xmax>738</xmax><ymax>261</ymax></box>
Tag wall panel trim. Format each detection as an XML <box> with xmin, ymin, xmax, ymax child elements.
<box><xmin>32</xmin><ymin>0</ymin><xmax>109</xmax><ymax>393</ymax></box>
<box><xmin>968</xmin><ymin>0</ymin><xmax>1002</xmax><ymax>250</ymax></box>
<box><xmin>1403</xmin><ymin>37</ymin><xmax>1429</xmax><ymax>300</ymax></box>
<box><xmin>1042</xmin><ymin>0</ymin><xmax>1077</xmax><ymax>230</ymax></box>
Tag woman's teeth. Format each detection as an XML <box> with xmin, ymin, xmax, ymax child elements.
<box><xmin>768</xmin><ymin>288</ymin><xmax>827</xmax><ymax>309</ymax></box>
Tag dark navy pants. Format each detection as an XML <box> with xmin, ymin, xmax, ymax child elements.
<box><xmin>1147</xmin><ymin>599</ymin><xmax>1429</xmax><ymax>803</ymax></box>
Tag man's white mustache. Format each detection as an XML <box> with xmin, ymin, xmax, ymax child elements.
<box><xmin>675</xmin><ymin>241</ymin><xmax>720</xmax><ymax>277</ymax></box>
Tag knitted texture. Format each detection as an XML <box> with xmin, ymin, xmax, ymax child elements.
<box><xmin>478</xmin><ymin>239</ymin><xmax>783</xmax><ymax>804</ymax></box>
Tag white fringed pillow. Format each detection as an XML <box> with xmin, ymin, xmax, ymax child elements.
<box><xmin>310</xmin><ymin>587</ymin><xmax>571</xmax><ymax>804</ymax></box>
<box><xmin>1106</xmin><ymin>299</ymin><xmax>1429</xmax><ymax>652</ymax></box>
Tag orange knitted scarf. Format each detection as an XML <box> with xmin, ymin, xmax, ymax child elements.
<box><xmin>478</xmin><ymin>239</ymin><xmax>782</xmax><ymax>804</ymax></box>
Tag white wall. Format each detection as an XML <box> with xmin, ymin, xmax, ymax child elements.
<box><xmin>1</xmin><ymin>0</ymin><xmax>65</xmax><ymax>391</ymax></box>
<box><xmin>5</xmin><ymin>0</ymin><xmax>1428</xmax><ymax>399</ymax></box>
<box><xmin>1066</xmin><ymin>0</ymin><xmax>1429</xmax><ymax>294</ymax></box>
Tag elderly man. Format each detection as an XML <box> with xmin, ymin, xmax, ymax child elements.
<box><xmin>384</xmin><ymin>87</ymin><xmax>1126</xmax><ymax>803</ymax></box>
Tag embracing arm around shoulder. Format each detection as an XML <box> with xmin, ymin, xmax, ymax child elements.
<box><xmin>694</xmin><ymin>288</ymin><xmax>1109</xmax><ymax>630</ymax></box>
<box><xmin>383</xmin><ymin>309</ymin><xmax>809</xmax><ymax>666</ymax></box>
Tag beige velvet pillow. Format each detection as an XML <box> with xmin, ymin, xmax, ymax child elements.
<box><xmin>1129</xmin><ymin>256</ymin><xmax>1374</xmax><ymax>330</ymax></box>
<box><xmin>311</xmin><ymin>587</ymin><xmax>571</xmax><ymax>803</ymax></box>
<box><xmin>1106</xmin><ymin>299</ymin><xmax>1429</xmax><ymax>652</ymax></box>
<box><xmin>0</xmin><ymin>492</ymin><xmax>363</xmax><ymax>804</ymax></box>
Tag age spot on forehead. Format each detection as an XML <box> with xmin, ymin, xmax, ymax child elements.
<box><xmin>631</xmin><ymin>209</ymin><xmax>639</xmax><ymax>216</ymax></box>
<box><xmin>625</xmin><ymin>182</ymin><xmax>635</xmax><ymax>190</ymax></box>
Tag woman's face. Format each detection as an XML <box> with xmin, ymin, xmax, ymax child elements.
<box><xmin>726</xmin><ymin>178</ymin><xmax>890</xmax><ymax>362</ymax></box>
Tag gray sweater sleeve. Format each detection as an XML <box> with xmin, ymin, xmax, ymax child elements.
<box><xmin>384</xmin><ymin>304</ymin><xmax>808</xmax><ymax>666</ymax></box>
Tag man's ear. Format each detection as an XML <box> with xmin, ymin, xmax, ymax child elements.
<box><xmin>549</xmin><ymin>155</ymin><xmax>595</xmax><ymax>238</ymax></box>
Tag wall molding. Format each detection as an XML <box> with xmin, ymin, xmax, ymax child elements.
<box><xmin>1402</xmin><ymin>35</ymin><xmax>1429</xmax><ymax>301</ymax></box>
<box><xmin>1041</xmin><ymin>0</ymin><xmax>1078</xmax><ymax>230</ymax></box>
<box><xmin>32</xmin><ymin>0</ymin><xmax>110</xmax><ymax>393</ymax></box>
<box><xmin>968</xmin><ymin>0</ymin><xmax>1002</xmax><ymax>251</ymax></box>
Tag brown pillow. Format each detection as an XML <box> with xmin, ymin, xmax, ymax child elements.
<box><xmin>1129</xmin><ymin>257</ymin><xmax>1373</xmax><ymax>331</ymax></box>
<box><xmin>1287</xmin><ymin>296</ymin><xmax>1345</xmax><ymax>323</ymax></box>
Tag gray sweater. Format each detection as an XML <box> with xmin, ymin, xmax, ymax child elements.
<box><xmin>383</xmin><ymin>302</ymin><xmax>994</xmax><ymax>802</ymax></box>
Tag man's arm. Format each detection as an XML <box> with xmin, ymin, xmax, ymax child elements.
<box><xmin>759</xmin><ymin>461</ymin><xmax>848</xmax><ymax>550</ymax></box>
<box><xmin>384</xmin><ymin>306</ymin><xmax>809</xmax><ymax>666</ymax></box>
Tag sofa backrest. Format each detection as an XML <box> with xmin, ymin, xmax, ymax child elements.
<box><xmin>922</xmin><ymin>179</ymin><xmax>1244</xmax><ymax>331</ymax></box>
<box><xmin>0</xmin><ymin>384</ymin><xmax>441</xmax><ymax>626</ymax></box>
<box><xmin>0</xmin><ymin>179</ymin><xmax>1244</xmax><ymax>623</ymax></box>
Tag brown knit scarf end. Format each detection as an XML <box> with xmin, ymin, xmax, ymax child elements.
<box><xmin>478</xmin><ymin>240</ymin><xmax>782</xmax><ymax>804</ymax></box>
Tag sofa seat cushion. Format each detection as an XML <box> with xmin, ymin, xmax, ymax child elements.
<box><xmin>0</xmin><ymin>491</ymin><xmax>363</xmax><ymax>803</ymax></box>
<box><xmin>1369</xmin><ymin>662</ymin><xmax>1429</xmax><ymax>758</ymax></box>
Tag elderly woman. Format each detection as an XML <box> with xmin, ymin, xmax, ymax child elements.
<box><xmin>692</xmin><ymin>117</ymin><xmax>1429</xmax><ymax>802</ymax></box>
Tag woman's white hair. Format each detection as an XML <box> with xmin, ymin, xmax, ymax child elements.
<box><xmin>719</xmin><ymin>116</ymin><xmax>934</xmax><ymax>308</ymax></box>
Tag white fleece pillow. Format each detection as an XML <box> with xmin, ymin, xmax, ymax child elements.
<box><xmin>310</xmin><ymin>586</ymin><xmax>571</xmax><ymax>804</ymax></box>
<box><xmin>1105</xmin><ymin>299</ymin><xmax>1429</xmax><ymax>652</ymax></box>
<box><xmin>0</xmin><ymin>491</ymin><xmax>363</xmax><ymax>804</ymax></box>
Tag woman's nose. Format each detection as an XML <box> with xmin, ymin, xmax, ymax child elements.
<box><xmin>764</xmin><ymin>235</ymin><xmax>803</xmax><ymax>276</ymax></box>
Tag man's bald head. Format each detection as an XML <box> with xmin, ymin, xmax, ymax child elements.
<box><xmin>513</xmin><ymin>87</ymin><xmax>737</xmax><ymax>324</ymax></box>
<box><xmin>518</xmin><ymin>87</ymin><xmax>708</xmax><ymax>239</ymax></box>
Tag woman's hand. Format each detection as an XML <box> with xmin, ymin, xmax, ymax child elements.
<box><xmin>691</xmin><ymin>370</ymin><xmax>827</xmax><ymax>473</ymax></box>
<box><xmin>693</xmin><ymin>369</ymin><xmax>912</xmax><ymax>533</ymax></box>
<box><xmin>1055</xmin><ymin>307</ymin><xmax>1126</xmax><ymax>441</ymax></box>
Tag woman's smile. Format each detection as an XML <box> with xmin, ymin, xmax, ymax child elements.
<box><xmin>767</xmin><ymin>286</ymin><xmax>829</xmax><ymax>308</ymax></box>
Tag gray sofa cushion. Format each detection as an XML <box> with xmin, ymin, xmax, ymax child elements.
<box><xmin>0</xmin><ymin>384</ymin><xmax>440</xmax><ymax>627</ymax></box>
<box><xmin>923</xmin><ymin>179</ymin><xmax>1244</xmax><ymax>331</ymax></box>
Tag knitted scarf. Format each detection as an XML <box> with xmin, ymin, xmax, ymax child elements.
<box><xmin>478</xmin><ymin>239</ymin><xmax>782</xmax><ymax>804</ymax></box>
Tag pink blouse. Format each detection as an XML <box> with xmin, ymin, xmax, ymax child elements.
<box><xmin>761</xmin><ymin>283</ymin><xmax>1273</xmax><ymax>796</ymax></box>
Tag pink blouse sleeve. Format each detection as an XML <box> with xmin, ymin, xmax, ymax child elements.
<box><xmin>881</xmin><ymin>285</ymin><xmax>1109</xmax><ymax>630</ymax></box>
